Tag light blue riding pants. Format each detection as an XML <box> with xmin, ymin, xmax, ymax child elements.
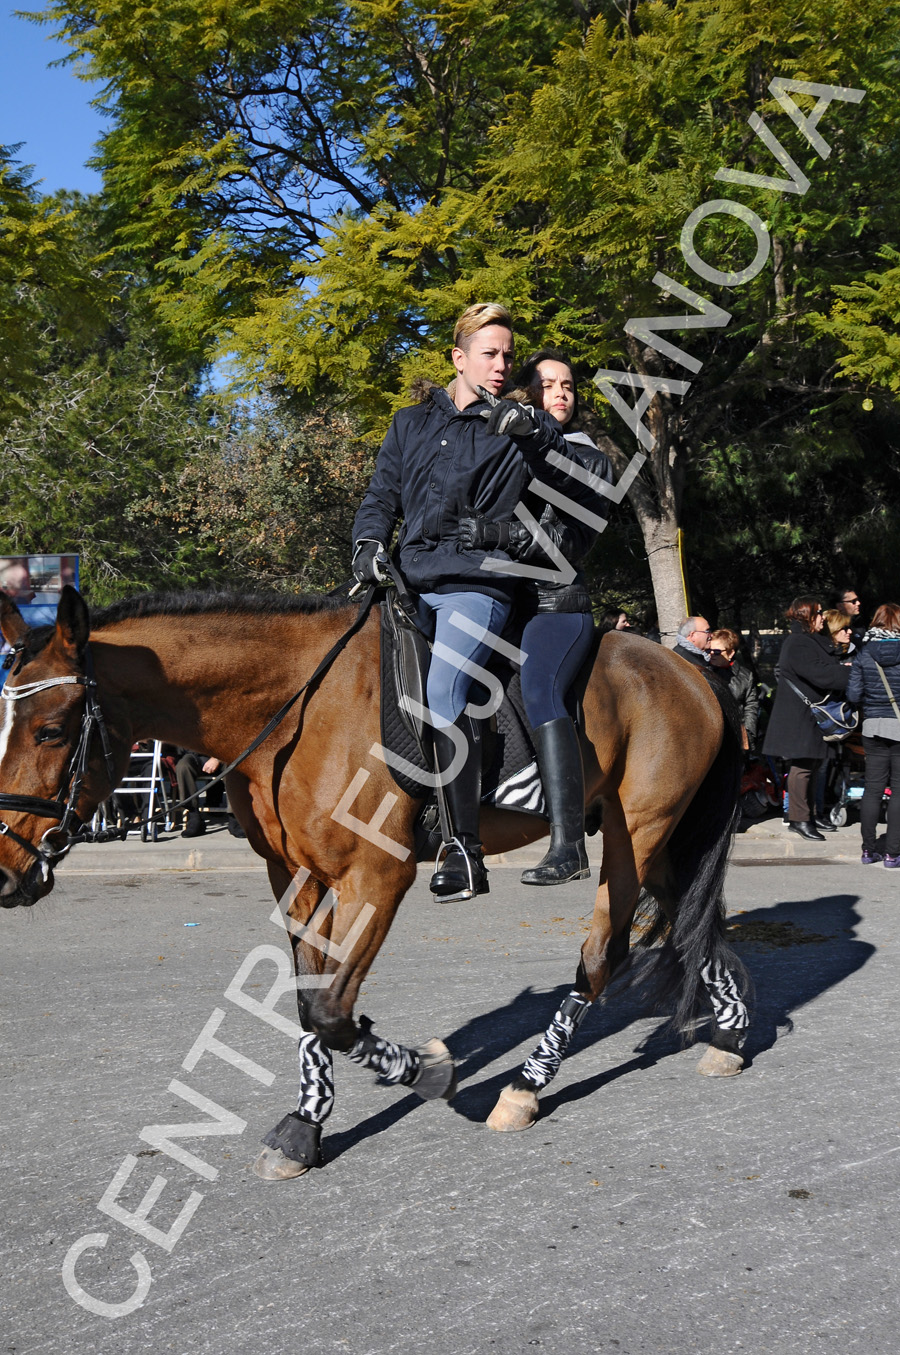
<box><xmin>418</xmin><ymin>591</ymin><xmax>511</xmax><ymax>728</ymax></box>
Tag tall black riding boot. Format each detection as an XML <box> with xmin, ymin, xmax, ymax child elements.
<box><xmin>430</xmin><ymin>716</ymin><xmax>489</xmax><ymax>901</ymax></box>
<box><xmin>521</xmin><ymin>717</ymin><xmax>590</xmax><ymax>886</ymax></box>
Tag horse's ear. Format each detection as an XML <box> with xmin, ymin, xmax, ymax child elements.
<box><xmin>56</xmin><ymin>585</ymin><xmax>90</xmax><ymax>661</ymax></box>
<box><xmin>0</xmin><ymin>590</ymin><xmax>29</xmax><ymax>648</ymax></box>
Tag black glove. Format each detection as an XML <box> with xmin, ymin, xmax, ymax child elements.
<box><xmin>476</xmin><ymin>385</ymin><xmax>539</xmax><ymax>439</ymax></box>
<box><xmin>458</xmin><ymin>510</ymin><xmax>508</xmax><ymax>550</ymax></box>
<box><xmin>351</xmin><ymin>539</ymin><xmax>389</xmax><ymax>585</ymax></box>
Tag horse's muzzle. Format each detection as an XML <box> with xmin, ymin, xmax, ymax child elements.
<box><xmin>0</xmin><ymin>860</ymin><xmax>54</xmax><ymax>909</ymax></box>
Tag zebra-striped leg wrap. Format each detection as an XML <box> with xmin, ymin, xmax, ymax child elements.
<box><xmin>296</xmin><ymin>1030</ymin><xmax>335</xmax><ymax>1124</ymax></box>
<box><xmin>346</xmin><ymin>1016</ymin><xmax>422</xmax><ymax>1086</ymax></box>
<box><xmin>517</xmin><ymin>991</ymin><xmax>591</xmax><ymax>1091</ymax></box>
<box><xmin>701</xmin><ymin>958</ymin><xmax>749</xmax><ymax>1047</ymax></box>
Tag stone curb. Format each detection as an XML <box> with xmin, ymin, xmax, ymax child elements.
<box><xmin>56</xmin><ymin>818</ymin><xmax>867</xmax><ymax>876</ymax></box>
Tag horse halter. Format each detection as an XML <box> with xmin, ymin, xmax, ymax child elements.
<box><xmin>0</xmin><ymin>645</ymin><xmax>117</xmax><ymax>878</ymax></box>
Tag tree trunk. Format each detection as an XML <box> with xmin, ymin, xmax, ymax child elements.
<box><xmin>638</xmin><ymin>512</ymin><xmax>686</xmax><ymax>647</ymax></box>
<box><xmin>590</xmin><ymin>350</ymin><xmax>688</xmax><ymax>643</ymax></box>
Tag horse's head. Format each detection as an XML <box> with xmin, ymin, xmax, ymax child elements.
<box><xmin>0</xmin><ymin>586</ymin><xmax>116</xmax><ymax>908</ymax></box>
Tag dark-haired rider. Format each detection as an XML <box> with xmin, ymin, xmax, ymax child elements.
<box><xmin>460</xmin><ymin>349</ymin><xmax>613</xmax><ymax>885</ymax></box>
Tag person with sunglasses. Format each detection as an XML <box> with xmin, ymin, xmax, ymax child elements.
<box><xmin>831</xmin><ymin>587</ymin><xmax>864</xmax><ymax>653</ymax></box>
<box><xmin>762</xmin><ymin>596</ymin><xmax>850</xmax><ymax>841</ymax></box>
<box><xmin>821</xmin><ymin>609</ymin><xmax>854</xmax><ymax>656</ymax></box>
<box><xmin>836</xmin><ymin>587</ymin><xmax>862</xmax><ymax>619</ymax></box>
<box><xmin>709</xmin><ymin>628</ymin><xmax>758</xmax><ymax>749</ymax></box>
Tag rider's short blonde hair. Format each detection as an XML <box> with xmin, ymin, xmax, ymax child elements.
<box><xmin>453</xmin><ymin>303</ymin><xmax>513</xmax><ymax>353</ymax></box>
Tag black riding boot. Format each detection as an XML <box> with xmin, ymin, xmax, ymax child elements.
<box><xmin>429</xmin><ymin>717</ymin><xmax>488</xmax><ymax>901</ymax></box>
<box><xmin>521</xmin><ymin>718</ymin><xmax>590</xmax><ymax>886</ymax></box>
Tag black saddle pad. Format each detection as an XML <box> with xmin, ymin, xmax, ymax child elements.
<box><xmin>378</xmin><ymin>595</ymin><xmax>547</xmax><ymax>817</ymax></box>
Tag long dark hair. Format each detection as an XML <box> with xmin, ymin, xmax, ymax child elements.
<box><xmin>785</xmin><ymin>595</ymin><xmax>822</xmax><ymax>635</ymax></box>
<box><xmin>513</xmin><ymin>348</ymin><xmax>579</xmax><ymax>424</ymax></box>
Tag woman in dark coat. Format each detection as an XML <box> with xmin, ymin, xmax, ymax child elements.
<box><xmin>762</xmin><ymin>595</ymin><xmax>850</xmax><ymax>841</ymax></box>
<box><xmin>458</xmin><ymin>349</ymin><xmax>613</xmax><ymax>884</ymax></box>
<box><xmin>846</xmin><ymin>602</ymin><xmax>900</xmax><ymax>866</ymax></box>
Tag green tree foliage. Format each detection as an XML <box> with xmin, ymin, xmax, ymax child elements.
<box><xmin>0</xmin><ymin>148</ymin><xmax>105</xmax><ymax>425</ymax></box>
<box><xmin>472</xmin><ymin>0</ymin><xmax>899</xmax><ymax>631</ymax></box>
<box><xmin>811</xmin><ymin>246</ymin><xmax>900</xmax><ymax>394</ymax></box>
<box><xmin>28</xmin><ymin>0</ymin><xmax>900</xmax><ymax>623</ymax></box>
<box><xmin>135</xmin><ymin>398</ymin><xmax>375</xmax><ymax>593</ymax></box>
<box><xmin>0</xmin><ymin>192</ymin><xmax>221</xmax><ymax>602</ymax></box>
<box><xmin>261</xmin><ymin>0</ymin><xmax>895</xmax><ymax>625</ymax></box>
<box><xmin>35</xmin><ymin>0</ymin><xmax>585</xmax><ymax>355</ymax></box>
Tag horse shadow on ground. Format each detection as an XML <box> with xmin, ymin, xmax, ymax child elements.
<box><xmin>322</xmin><ymin>892</ymin><xmax>872</xmax><ymax>1161</ymax></box>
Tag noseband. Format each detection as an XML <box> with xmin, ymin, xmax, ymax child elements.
<box><xmin>0</xmin><ymin>646</ymin><xmax>117</xmax><ymax>879</ymax></box>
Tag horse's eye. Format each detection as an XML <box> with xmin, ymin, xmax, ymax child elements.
<box><xmin>36</xmin><ymin>726</ymin><xmax>65</xmax><ymax>744</ymax></box>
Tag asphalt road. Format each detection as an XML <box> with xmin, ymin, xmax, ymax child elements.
<box><xmin>1</xmin><ymin>825</ymin><xmax>898</xmax><ymax>1355</ymax></box>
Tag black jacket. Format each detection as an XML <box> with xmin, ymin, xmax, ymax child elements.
<box><xmin>507</xmin><ymin>430</ymin><xmax>612</xmax><ymax>613</ymax></box>
<box><xmin>352</xmin><ymin>385</ymin><xmax>597</xmax><ymax>599</ymax></box>
<box><xmin>762</xmin><ymin>624</ymin><xmax>850</xmax><ymax>760</ymax></box>
<box><xmin>846</xmin><ymin>637</ymin><xmax>900</xmax><ymax>721</ymax></box>
<box><xmin>674</xmin><ymin>638</ymin><xmax>710</xmax><ymax>670</ymax></box>
<box><xmin>728</xmin><ymin>658</ymin><xmax>759</xmax><ymax>743</ymax></box>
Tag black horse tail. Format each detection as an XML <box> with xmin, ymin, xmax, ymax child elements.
<box><xmin>631</xmin><ymin>678</ymin><xmax>749</xmax><ymax>1037</ymax></box>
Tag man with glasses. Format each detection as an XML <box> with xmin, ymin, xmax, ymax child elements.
<box><xmin>834</xmin><ymin>586</ymin><xmax>864</xmax><ymax>653</ymax></box>
<box><xmin>674</xmin><ymin>616</ymin><xmax>713</xmax><ymax>669</ymax></box>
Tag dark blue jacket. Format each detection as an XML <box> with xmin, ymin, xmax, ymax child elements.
<box><xmin>846</xmin><ymin>638</ymin><xmax>900</xmax><ymax>719</ymax></box>
<box><xmin>352</xmin><ymin>385</ymin><xmax>599</xmax><ymax>598</ymax></box>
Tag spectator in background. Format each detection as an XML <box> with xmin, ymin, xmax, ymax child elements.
<box><xmin>0</xmin><ymin>557</ymin><xmax>35</xmax><ymax>602</ymax></box>
<box><xmin>709</xmin><ymin>628</ymin><xmax>759</xmax><ymax>748</ymax></box>
<box><xmin>762</xmin><ymin>596</ymin><xmax>850</xmax><ymax>841</ymax></box>
<box><xmin>597</xmin><ymin>606</ymin><xmax>632</xmax><ymax>635</ymax></box>
<box><xmin>846</xmin><ymin>602</ymin><xmax>900</xmax><ymax>867</ymax></box>
<box><xmin>175</xmin><ymin>751</ymin><xmax>246</xmax><ymax>838</ymax></box>
<box><xmin>831</xmin><ymin>586</ymin><xmax>864</xmax><ymax>651</ymax></box>
<box><xmin>833</xmin><ymin>586</ymin><xmax>862</xmax><ymax>621</ymax></box>
<box><xmin>821</xmin><ymin>609</ymin><xmax>854</xmax><ymax>656</ymax></box>
<box><xmin>674</xmin><ymin>616</ymin><xmax>712</xmax><ymax>669</ymax></box>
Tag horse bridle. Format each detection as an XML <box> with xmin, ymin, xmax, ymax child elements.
<box><xmin>0</xmin><ymin>584</ymin><xmax>381</xmax><ymax>878</ymax></box>
<box><xmin>0</xmin><ymin>645</ymin><xmax>117</xmax><ymax>879</ymax></box>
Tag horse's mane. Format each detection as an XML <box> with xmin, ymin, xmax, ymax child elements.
<box><xmin>91</xmin><ymin>590</ymin><xmax>352</xmax><ymax>628</ymax></box>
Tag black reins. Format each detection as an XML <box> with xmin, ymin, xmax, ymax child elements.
<box><xmin>150</xmin><ymin>581</ymin><xmax>378</xmax><ymax>818</ymax></box>
<box><xmin>0</xmin><ymin>583</ymin><xmax>378</xmax><ymax>870</ymax></box>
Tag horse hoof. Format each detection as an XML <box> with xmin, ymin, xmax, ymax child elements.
<box><xmin>412</xmin><ymin>1038</ymin><xmax>457</xmax><ymax>1101</ymax></box>
<box><xmin>696</xmin><ymin>1045</ymin><xmax>744</xmax><ymax>1077</ymax></box>
<box><xmin>486</xmin><ymin>1084</ymin><xmax>539</xmax><ymax>1132</ymax></box>
<box><xmin>253</xmin><ymin>1147</ymin><xmax>311</xmax><ymax>1181</ymax></box>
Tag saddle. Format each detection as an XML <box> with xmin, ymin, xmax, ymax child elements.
<box><xmin>378</xmin><ymin>593</ymin><xmax>547</xmax><ymax>830</ymax></box>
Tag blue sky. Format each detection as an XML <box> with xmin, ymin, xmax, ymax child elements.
<box><xmin>0</xmin><ymin>8</ymin><xmax>105</xmax><ymax>195</ymax></box>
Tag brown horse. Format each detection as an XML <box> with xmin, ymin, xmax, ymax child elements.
<box><xmin>0</xmin><ymin>585</ymin><xmax>748</xmax><ymax>1176</ymax></box>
